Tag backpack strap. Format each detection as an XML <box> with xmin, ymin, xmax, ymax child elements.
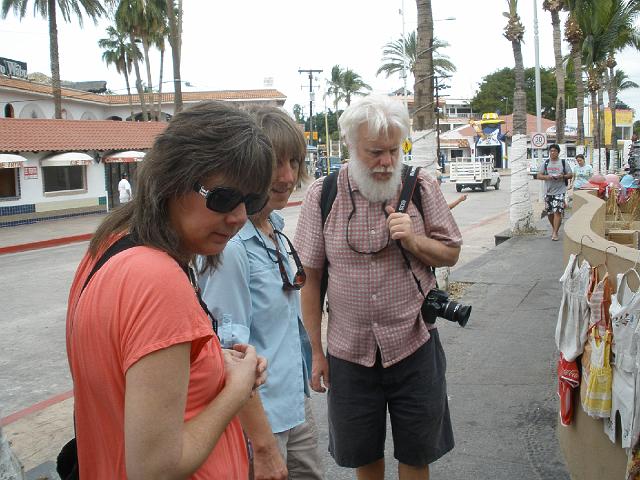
<box><xmin>317</xmin><ymin>166</ymin><xmax>427</xmax><ymax>311</ymax></box>
<box><xmin>320</xmin><ymin>171</ymin><xmax>339</xmax><ymax>227</ymax></box>
<box><xmin>319</xmin><ymin>171</ymin><xmax>339</xmax><ymax>311</ymax></box>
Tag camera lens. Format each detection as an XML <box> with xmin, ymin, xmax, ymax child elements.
<box><xmin>442</xmin><ymin>301</ymin><xmax>472</xmax><ymax>327</ymax></box>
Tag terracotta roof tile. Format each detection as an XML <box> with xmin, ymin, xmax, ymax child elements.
<box><xmin>0</xmin><ymin>76</ymin><xmax>287</xmax><ymax>105</ymax></box>
<box><xmin>0</xmin><ymin>118</ymin><xmax>167</xmax><ymax>152</ymax></box>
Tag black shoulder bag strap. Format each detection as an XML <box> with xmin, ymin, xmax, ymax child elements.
<box><xmin>395</xmin><ymin>165</ymin><xmax>428</xmax><ymax>297</ymax></box>
<box><xmin>318</xmin><ymin>171</ymin><xmax>339</xmax><ymax>312</ymax></box>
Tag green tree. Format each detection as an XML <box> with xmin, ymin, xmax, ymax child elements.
<box><xmin>602</xmin><ymin>1</ymin><xmax>640</xmax><ymax>148</ymax></box>
<box><xmin>292</xmin><ymin>104</ymin><xmax>304</xmax><ymax>123</ymax></box>
<box><xmin>2</xmin><ymin>0</ymin><xmax>107</xmax><ymax>119</ymax></box>
<box><xmin>98</xmin><ymin>24</ymin><xmax>141</xmax><ymax>120</ymax></box>
<box><xmin>326</xmin><ymin>65</ymin><xmax>345</xmax><ymax>112</ymax></box>
<box><xmin>579</xmin><ymin>0</ymin><xmax>639</xmax><ymax>150</ymax></box>
<box><xmin>376</xmin><ymin>31</ymin><xmax>456</xmax><ymax>81</ymax></box>
<box><xmin>634</xmin><ymin>120</ymin><xmax>640</xmax><ymax>137</ymax></box>
<box><xmin>471</xmin><ymin>67</ymin><xmax>576</xmax><ymax>119</ymax></box>
<box><xmin>341</xmin><ymin>69</ymin><xmax>371</xmax><ymax>106</ymax></box>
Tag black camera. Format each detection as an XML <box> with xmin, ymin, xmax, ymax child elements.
<box><xmin>421</xmin><ymin>288</ymin><xmax>471</xmax><ymax>327</ymax></box>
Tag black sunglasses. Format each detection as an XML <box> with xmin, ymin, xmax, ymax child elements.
<box><xmin>194</xmin><ymin>183</ymin><xmax>269</xmax><ymax>215</ymax></box>
<box><xmin>252</xmin><ymin>221</ymin><xmax>306</xmax><ymax>290</ymax></box>
<box><xmin>272</xmin><ymin>229</ymin><xmax>306</xmax><ymax>290</ymax></box>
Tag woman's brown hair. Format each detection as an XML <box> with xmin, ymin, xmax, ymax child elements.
<box><xmin>90</xmin><ymin>101</ymin><xmax>275</xmax><ymax>268</ymax></box>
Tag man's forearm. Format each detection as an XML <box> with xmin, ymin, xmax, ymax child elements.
<box><xmin>237</xmin><ymin>393</ymin><xmax>276</xmax><ymax>450</ymax></box>
<box><xmin>402</xmin><ymin>236</ymin><xmax>460</xmax><ymax>268</ymax></box>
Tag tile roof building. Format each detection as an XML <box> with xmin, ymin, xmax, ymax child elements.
<box><xmin>0</xmin><ymin>74</ymin><xmax>288</xmax><ymax>226</ymax></box>
<box><xmin>1</xmin><ymin>75</ymin><xmax>287</xmax><ymax>121</ymax></box>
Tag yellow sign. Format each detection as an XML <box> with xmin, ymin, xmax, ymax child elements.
<box><xmin>402</xmin><ymin>138</ymin><xmax>412</xmax><ymax>154</ymax></box>
<box><xmin>304</xmin><ymin>132</ymin><xmax>319</xmax><ymax>141</ymax></box>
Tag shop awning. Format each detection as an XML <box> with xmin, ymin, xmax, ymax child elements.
<box><xmin>103</xmin><ymin>150</ymin><xmax>146</xmax><ymax>163</ymax></box>
<box><xmin>0</xmin><ymin>153</ymin><xmax>27</xmax><ymax>169</ymax></box>
<box><xmin>41</xmin><ymin>152</ymin><xmax>94</xmax><ymax>167</ymax></box>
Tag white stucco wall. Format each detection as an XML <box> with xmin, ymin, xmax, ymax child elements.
<box><xmin>1</xmin><ymin>152</ymin><xmax>107</xmax><ymax>209</ymax></box>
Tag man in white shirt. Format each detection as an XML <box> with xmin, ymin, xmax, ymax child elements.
<box><xmin>118</xmin><ymin>173</ymin><xmax>132</xmax><ymax>204</ymax></box>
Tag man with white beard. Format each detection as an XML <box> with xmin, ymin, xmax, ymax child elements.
<box><xmin>294</xmin><ymin>95</ymin><xmax>462</xmax><ymax>480</ymax></box>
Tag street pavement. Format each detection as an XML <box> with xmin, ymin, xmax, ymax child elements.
<box><xmin>0</xmin><ymin>177</ymin><xmax>570</xmax><ymax>479</ymax></box>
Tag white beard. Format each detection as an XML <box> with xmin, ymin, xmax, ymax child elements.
<box><xmin>349</xmin><ymin>155</ymin><xmax>402</xmax><ymax>203</ymax></box>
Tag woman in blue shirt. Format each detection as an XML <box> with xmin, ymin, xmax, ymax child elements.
<box><xmin>199</xmin><ymin>107</ymin><xmax>322</xmax><ymax>479</ymax></box>
<box><xmin>572</xmin><ymin>154</ymin><xmax>593</xmax><ymax>189</ymax></box>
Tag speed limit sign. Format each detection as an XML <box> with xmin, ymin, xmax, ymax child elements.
<box><xmin>531</xmin><ymin>132</ymin><xmax>547</xmax><ymax>149</ymax></box>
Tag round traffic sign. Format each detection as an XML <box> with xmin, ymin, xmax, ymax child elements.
<box><xmin>531</xmin><ymin>133</ymin><xmax>547</xmax><ymax>148</ymax></box>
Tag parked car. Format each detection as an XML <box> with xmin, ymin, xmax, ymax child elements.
<box><xmin>314</xmin><ymin>156</ymin><xmax>343</xmax><ymax>178</ymax></box>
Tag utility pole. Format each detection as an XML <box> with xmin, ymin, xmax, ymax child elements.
<box><xmin>401</xmin><ymin>0</ymin><xmax>408</xmax><ymax>109</ymax></box>
<box><xmin>533</xmin><ymin>0</ymin><xmax>544</xmax><ymax>200</ymax></box>
<box><xmin>298</xmin><ymin>69</ymin><xmax>323</xmax><ymax>147</ymax></box>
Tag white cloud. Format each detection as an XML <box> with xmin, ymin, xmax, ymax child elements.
<box><xmin>1</xmin><ymin>0</ymin><xmax>638</xmax><ymax>118</ymax></box>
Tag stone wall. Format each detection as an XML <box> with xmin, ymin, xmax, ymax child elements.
<box><xmin>560</xmin><ymin>190</ymin><xmax>635</xmax><ymax>479</ymax></box>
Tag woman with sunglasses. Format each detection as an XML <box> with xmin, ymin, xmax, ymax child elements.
<box><xmin>65</xmin><ymin>101</ymin><xmax>272</xmax><ymax>479</ymax></box>
<box><xmin>199</xmin><ymin>107</ymin><xmax>323</xmax><ymax>479</ymax></box>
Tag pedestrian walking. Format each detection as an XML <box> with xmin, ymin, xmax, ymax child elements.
<box><xmin>64</xmin><ymin>101</ymin><xmax>273</xmax><ymax>479</ymax></box>
<box><xmin>294</xmin><ymin>95</ymin><xmax>462</xmax><ymax>480</ymax></box>
<box><xmin>117</xmin><ymin>173</ymin><xmax>132</xmax><ymax>204</ymax></box>
<box><xmin>199</xmin><ymin>107</ymin><xmax>323</xmax><ymax>480</ymax></box>
<box><xmin>537</xmin><ymin>143</ymin><xmax>573</xmax><ymax>241</ymax></box>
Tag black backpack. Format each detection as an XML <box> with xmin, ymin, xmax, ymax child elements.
<box><xmin>317</xmin><ymin>165</ymin><xmax>425</xmax><ymax>311</ymax></box>
<box><xmin>543</xmin><ymin>158</ymin><xmax>568</xmax><ymax>186</ymax></box>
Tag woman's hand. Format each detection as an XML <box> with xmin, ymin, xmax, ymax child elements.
<box><xmin>223</xmin><ymin>344</ymin><xmax>267</xmax><ymax>403</ymax></box>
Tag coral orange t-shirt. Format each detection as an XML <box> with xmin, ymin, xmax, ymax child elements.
<box><xmin>66</xmin><ymin>244</ymin><xmax>248</xmax><ymax>479</ymax></box>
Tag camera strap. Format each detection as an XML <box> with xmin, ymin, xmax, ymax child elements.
<box><xmin>396</xmin><ymin>166</ymin><xmax>427</xmax><ymax>298</ymax></box>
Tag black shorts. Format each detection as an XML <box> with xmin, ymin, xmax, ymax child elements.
<box><xmin>327</xmin><ymin>330</ymin><xmax>454</xmax><ymax>468</ymax></box>
<box><xmin>545</xmin><ymin>194</ymin><xmax>566</xmax><ymax>214</ymax></box>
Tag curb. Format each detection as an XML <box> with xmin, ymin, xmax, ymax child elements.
<box><xmin>0</xmin><ymin>200</ymin><xmax>305</xmax><ymax>256</ymax></box>
<box><xmin>0</xmin><ymin>233</ymin><xmax>93</xmax><ymax>256</ymax></box>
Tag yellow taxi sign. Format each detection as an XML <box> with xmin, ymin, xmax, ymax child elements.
<box><xmin>402</xmin><ymin>138</ymin><xmax>412</xmax><ymax>154</ymax></box>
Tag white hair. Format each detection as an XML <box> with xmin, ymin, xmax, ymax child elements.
<box><xmin>339</xmin><ymin>94</ymin><xmax>410</xmax><ymax>149</ymax></box>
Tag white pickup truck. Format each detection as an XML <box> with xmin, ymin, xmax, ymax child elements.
<box><xmin>449</xmin><ymin>155</ymin><xmax>501</xmax><ymax>192</ymax></box>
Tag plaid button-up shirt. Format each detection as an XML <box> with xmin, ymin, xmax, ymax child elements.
<box><xmin>294</xmin><ymin>165</ymin><xmax>462</xmax><ymax>367</ymax></box>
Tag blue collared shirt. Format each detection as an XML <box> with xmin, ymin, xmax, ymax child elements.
<box><xmin>198</xmin><ymin>212</ymin><xmax>312</xmax><ymax>433</ymax></box>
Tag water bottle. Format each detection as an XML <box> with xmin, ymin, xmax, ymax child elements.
<box><xmin>221</xmin><ymin>313</ymin><xmax>233</xmax><ymax>348</ymax></box>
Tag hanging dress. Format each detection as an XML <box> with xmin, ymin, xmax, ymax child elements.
<box><xmin>581</xmin><ymin>268</ymin><xmax>613</xmax><ymax>418</ymax></box>
<box><xmin>605</xmin><ymin>271</ymin><xmax>640</xmax><ymax>448</ymax></box>
<box><xmin>556</xmin><ymin>253</ymin><xmax>591</xmax><ymax>361</ymax></box>
<box><xmin>556</xmin><ymin>254</ymin><xmax>591</xmax><ymax>425</ymax></box>
<box><xmin>625</xmin><ymin>321</ymin><xmax>640</xmax><ymax>479</ymax></box>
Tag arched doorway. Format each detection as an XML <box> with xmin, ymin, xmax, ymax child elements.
<box><xmin>4</xmin><ymin>104</ymin><xmax>14</xmax><ymax>118</ymax></box>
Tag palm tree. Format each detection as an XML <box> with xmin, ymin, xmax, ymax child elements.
<box><xmin>152</xmin><ymin>18</ymin><xmax>169</xmax><ymax>121</ymax></box>
<box><xmin>326</xmin><ymin>65</ymin><xmax>345</xmax><ymax>113</ymax></box>
<box><xmin>116</xmin><ymin>0</ymin><xmax>151</xmax><ymax>121</ymax></box>
<box><xmin>543</xmin><ymin>0</ymin><xmax>566</xmax><ymax>145</ymax></box>
<box><xmin>603</xmin><ymin>2</ymin><xmax>640</xmax><ymax>151</ymax></box>
<box><xmin>413</xmin><ymin>0</ymin><xmax>435</xmax><ymax>133</ymax></box>
<box><xmin>504</xmin><ymin>0</ymin><xmax>533</xmax><ymax>233</ymax></box>
<box><xmin>340</xmin><ymin>69</ymin><xmax>371</xmax><ymax>106</ymax></box>
<box><xmin>98</xmin><ymin>24</ymin><xmax>141</xmax><ymax>121</ymax></box>
<box><xmin>579</xmin><ymin>0</ymin><xmax>637</xmax><ymax>164</ymax></box>
<box><xmin>1</xmin><ymin>0</ymin><xmax>106</xmax><ymax>119</ymax></box>
<box><xmin>564</xmin><ymin>0</ymin><xmax>586</xmax><ymax>146</ymax></box>
<box><xmin>376</xmin><ymin>31</ymin><xmax>456</xmax><ymax>81</ymax></box>
<box><xmin>166</xmin><ymin>0</ymin><xmax>182</xmax><ymax>113</ymax></box>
